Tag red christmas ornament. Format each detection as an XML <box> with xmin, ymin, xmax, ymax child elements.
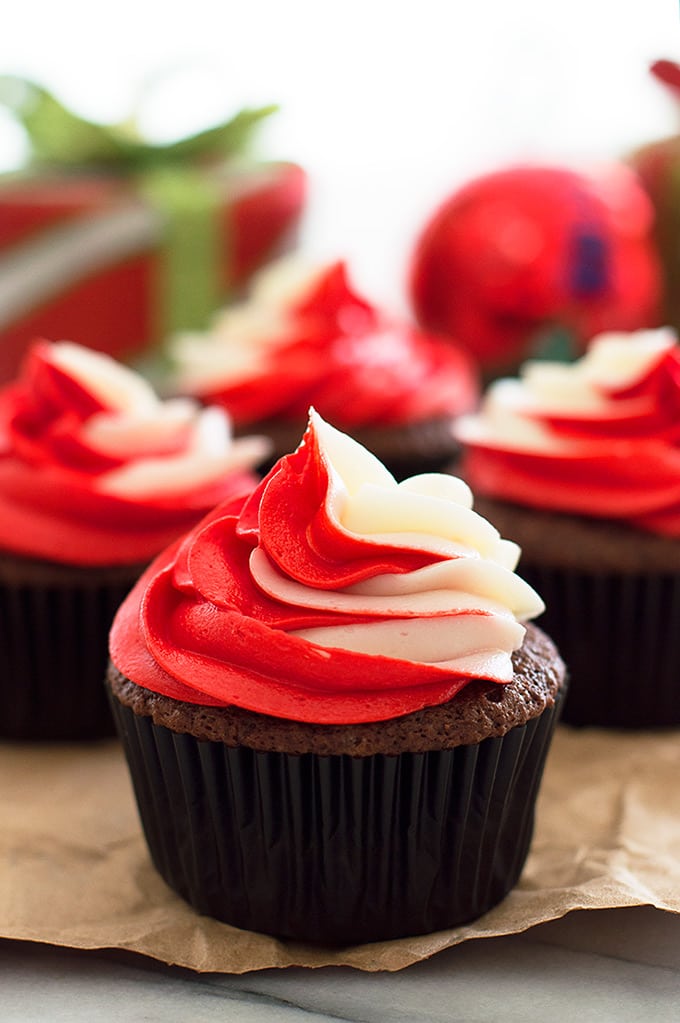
<box><xmin>409</xmin><ymin>164</ymin><xmax>661</xmax><ymax>374</ymax></box>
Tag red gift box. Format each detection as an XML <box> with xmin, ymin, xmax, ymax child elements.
<box><xmin>0</xmin><ymin>79</ymin><xmax>306</xmax><ymax>383</ymax></box>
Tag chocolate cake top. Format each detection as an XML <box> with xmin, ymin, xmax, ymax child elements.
<box><xmin>107</xmin><ymin>623</ymin><xmax>565</xmax><ymax>757</ymax></box>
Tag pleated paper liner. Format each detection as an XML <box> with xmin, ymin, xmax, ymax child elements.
<box><xmin>109</xmin><ymin>686</ymin><xmax>564</xmax><ymax>945</ymax></box>
<box><xmin>0</xmin><ymin>553</ymin><xmax>144</xmax><ymax>740</ymax></box>
<box><xmin>521</xmin><ymin>565</ymin><xmax>680</xmax><ymax>729</ymax></box>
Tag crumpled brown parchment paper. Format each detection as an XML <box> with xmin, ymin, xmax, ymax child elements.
<box><xmin>0</xmin><ymin>727</ymin><xmax>678</xmax><ymax>973</ymax></box>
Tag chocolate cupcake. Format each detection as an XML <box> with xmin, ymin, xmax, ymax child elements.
<box><xmin>0</xmin><ymin>340</ymin><xmax>269</xmax><ymax>739</ymax></box>
<box><xmin>456</xmin><ymin>327</ymin><xmax>680</xmax><ymax>728</ymax></box>
<box><xmin>108</xmin><ymin>411</ymin><xmax>565</xmax><ymax>944</ymax></box>
<box><xmin>168</xmin><ymin>256</ymin><xmax>478</xmax><ymax>479</ymax></box>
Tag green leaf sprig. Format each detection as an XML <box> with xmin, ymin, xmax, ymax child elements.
<box><xmin>0</xmin><ymin>75</ymin><xmax>278</xmax><ymax>170</ymax></box>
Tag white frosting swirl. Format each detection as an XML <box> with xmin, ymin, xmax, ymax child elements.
<box><xmin>48</xmin><ymin>342</ymin><xmax>270</xmax><ymax>497</ymax></box>
<box><xmin>252</xmin><ymin>411</ymin><xmax>544</xmax><ymax>678</ymax></box>
<box><xmin>171</xmin><ymin>257</ymin><xmax>325</xmax><ymax>391</ymax></box>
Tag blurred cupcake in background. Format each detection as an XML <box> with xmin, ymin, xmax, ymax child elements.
<box><xmin>455</xmin><ymin>327</ymin><xmax>680</xmax><ymax>728</ymax></box>
<box><xmin>409</xmin><ymin>164</ymin><xmax>662</xmax><ymax>378</ymax></box>
<box><xmin>169</xmin><ymin>256</ymin><xmax>478</xmax><ymax>480</ymax></box>
<box><xmin>0</xmin><ymin>339</ymin><xmax>269</xmax><ymax>739</ymax></box>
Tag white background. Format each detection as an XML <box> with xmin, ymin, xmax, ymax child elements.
<box><xmin>0</xmin><ymin>1</ymin><xmax>677</xmax><ymax>307</ymax></box>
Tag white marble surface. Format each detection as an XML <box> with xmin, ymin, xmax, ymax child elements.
<box><xmin>3</xmin><ymin>907</ymin><xmax>680</xmax><ymax>1021</ymax></box>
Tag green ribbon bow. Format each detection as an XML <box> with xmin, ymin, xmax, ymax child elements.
<box><xmin>0</xmin><ymin>75</ymin><xmax>278</xmax><ymax>337</ymax></box>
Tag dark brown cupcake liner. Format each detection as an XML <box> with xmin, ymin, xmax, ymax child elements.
<box><xmin>0</xmin><ymin>557</ymin><xmax>143</xmax><ymax>740</ymax></box>
<box><xmin>109</xmin><ymin>688</ymin><xmax>564</xmax><ymax>945</ymax></box>
<box><xmin>520</xmin><ymin>564</ymin><xmax>680</xmax><ymax>729</ymax></box>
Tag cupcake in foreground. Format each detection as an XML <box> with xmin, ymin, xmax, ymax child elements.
<box><xmin>107</xmin><ymin>410</ymin><xmax>565</xmax><ymax>944</ymax></box>
<box><xmin>0</xmin><ymin>340</ymin><xmax>269</xmax><ymax>739</ymax></box>
<box><xmin>169</xmin><ymin>256</ymin><xmax>478</xmax><ymax>479</ymax></box>
<box><xmin>456</xmin><ymin>327</ymin><xmax>680</xmax><ymax>728</ymax></box>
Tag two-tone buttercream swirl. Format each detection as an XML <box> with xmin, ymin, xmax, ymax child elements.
<box><xmin>0</xmin><ymin>340</ymin><xmax>270</xmax><ymax>565</ymax></box>
<box><xmin>170</xmin><ymin>257</ymin><xmax>477</xmax><ymax>427</ymax></box>
<box><xmin>110</xmin><ymin>410</ymin><xmax>543</xmax><ymax>724</ymax></box>
<box><xmin>456</xmin><ymin>328</ymin><xmax>680</xmax><ymax>535</ymax></box>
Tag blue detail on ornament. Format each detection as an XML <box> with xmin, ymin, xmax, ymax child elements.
<box><xmin>569</xmin><ymin>229</ymin><xmax>609</xmax><ymax>298</ymax></box>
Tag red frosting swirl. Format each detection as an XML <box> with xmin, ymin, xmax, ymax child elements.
<box><xmin>0</xmin><ymin>340</ymin><xmax>266</xmax><ymax>565</ymax></box>
<box><xmin>110</xmin><ymin>412</ymin><xmax>541</xmax><ymax>724</ymax></box>
<box><xmin>173</xmin><ymin>260</ymin><xmax>478</xmax><ymax>427</ymax></box>
<box><xmin>457</xmin><ymin>330</ymin><xmax>680</xmax><ymax>535</ymax></box>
